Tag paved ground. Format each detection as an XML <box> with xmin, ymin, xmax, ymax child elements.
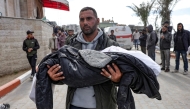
<box><xmin>0</xmin><ymin>50</ymin><xmax>190</xmax><ymax>109</ymax></box>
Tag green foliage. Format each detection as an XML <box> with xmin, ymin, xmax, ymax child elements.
<box><xmin>154</xmin><ymin>0</ymin><xmax>180</xmax><ymax>25</ymax></box>
<box><xmin>127</xmin><ymin>0</ymin><xmax>156</xmax><ymax>28</ymax></box>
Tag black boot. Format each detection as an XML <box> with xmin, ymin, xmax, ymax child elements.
<box><xmin>161</xmin><ymin>67</ymin><xmax>165</xmax><ymax>70</ymax></box>
<box><xmin>165</xmin><ymin>69</ymin><xmax>170</xmax><ymax>72</ymax></box>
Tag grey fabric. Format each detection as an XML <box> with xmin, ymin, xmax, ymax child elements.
<box><xmin>66</xmin><ymin>31</ymin><xmax>119</xmax><ymax>109</ymax></box>
<box><xmin>72</xmin><ymin>28</ymin><xmax>103</xmax><ymax>108</ymax></box>
<box><xmin>76</xmin><ymin>28</ymin><xmax>103</xmax><ymax>50</ymax></box>
<box><xmin>159</xmin><ymin>32</ymin><xmax>172</xmax><ymax>50</ymax></box>
<box><xmin>160</xmin><ymin>49</ymin><xmax>170</xmax><ymax>69</ymax></box>
<box><xmin>147</xmin><ymin>25</ymin><xmax>156</xmax><ymax>49</ymax></box>
<box><xmin>79</xmin><ymin>49</ymin><xmax>112</xmax><ymax>68</ymax></box>
<box><xmin>148</xmin><ymin>48</ymin><xmax>155</xmax><ymax>61</ymax></box>
<box><xmin>0</xmin><ymin>104</ymin><xmax>5</xmax><ymax>109</ymax></box>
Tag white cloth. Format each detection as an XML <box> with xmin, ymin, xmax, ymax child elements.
<box><xmin>29</xmin><ymin>74</ymin><xmax>55</xmax><ymax>103</ymax></box>
<box><xmin>133</xmin><ymin>32</ymin><xmax>140</xmax><ymax>39</ymax></box>
<box><xmin>101</xmin><ymin>46</ymin><xmax>161</xmax><ymax>76</ymax></box>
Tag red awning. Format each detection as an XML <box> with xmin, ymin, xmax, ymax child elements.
<box><xmin>42</xmin><ymin>0</ymin><xmax>69</xmax><ymax>11</ymax></box>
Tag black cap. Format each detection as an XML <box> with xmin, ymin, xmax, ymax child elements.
<box><xmin>26</xmin><ymin>30</ymin><xmax>34</xmax><ymax>34</ymax></box>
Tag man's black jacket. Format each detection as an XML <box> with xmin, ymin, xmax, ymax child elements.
<box><xmin>36</xmin><ymin>45</ymin><xmax>161</xmax><ymax>109</ymax></box>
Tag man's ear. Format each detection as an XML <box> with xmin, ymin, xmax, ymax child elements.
<box><xmin>97</xmin><ymin>18</ymin><xmax>100</xmax><ymax>25</ymax></box>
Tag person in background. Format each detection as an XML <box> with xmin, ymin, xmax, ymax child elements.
<box><xmin>58</xmin><ymin>32</ymin><xmax>66</xmax><ymax>49</ymax></box>
<box><xmin>109</xmin><ymin>30</ymin><xmax>116</xmax><ymax>41</ymax></box>
<box><xmin>49</xmin><ymin>33</ymin><xmax>58</xmax><ymax>53</ymax></box>
<box><xmin>159</xmin><ymin>21</ymin><xmax>171</xmax><ymax>65</ymax></box>
<box><xmin>23</xmin><ymin>30</ymin><xmax>40</xmax><ymax>79</ymax></box>
<box><xmin>139</xmin><ymin>29</ymin><xmax>147</xmax><ymax>54</ymax></box>
<box><xmin>146</xmin><ymin>25</ymin><xmax>157</xmax><ymax>61</ymax></box>
<box><xmin>172</xmin><ymin>23</ymin><xmax>190</xmax><ymax>75</ymax></box>
<box><xmin>159</xmin><ymin>25</ymin><xmax>172</xmax><ymax>72</ymax></box>
<box><xmin>132</xmin><ymin>29</ymin><xmax>140</xmax><ymax>50</ymax></box>
<box><xmin>65</xmin><ymin>29</ymin><xmax>74</xmax><ymax>45</ymax></box>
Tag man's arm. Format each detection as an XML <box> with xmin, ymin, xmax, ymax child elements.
<box><xmin>163</xmin><ymin>33</ymin><xmax>172</xmax><ymax>43</ymax></box>
<box><xmin>48</xmin><ymin>38</ymin><xmax>51</xmax><ymax>49</ymax></box>
<box><xmin>148</xmin><ymin>32</ymin><xmax>156</xmax><ymax>46</ymax></box>
<box><xmin>188</xmin><ymin>31</ymin><xmax>190</xmax><ymax>46</ymax></box>
<box><xmin>132</xmin><ymin>32</ymin><xmax>135</xmax><ymax>40</ymax></box>
<box><xmin>139</xmin><ymin>34</ymin><xmax>147</xmax><ymax>41</ymax></box>
<box><xmin>22</xmin><ymin>40</ymin><xmax>28</xmax><ymax>52</ymax></box>
<box><xmin>33</xmin><ymin>39</ymin><xmax>40</xmax><ymax>50</ymax></box>
<box><xmin>114</xmin><ymin>35</ymin><xmax>117</xmax><ymax>42</ymax></box>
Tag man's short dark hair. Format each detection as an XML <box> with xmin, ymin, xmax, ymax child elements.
<box><xmin>162</xmin><ymin>21</ymin><xmax>170</xmax><ymax>25</ymax></box>
<box><xmin>80</xmin><ymin>7</ymin><xmax>98</xmax><ymax>18</ymax></box>
<box><xmin>68</xmin><ymin>30</ymin><xmax>74</xmax><ymax>32</ymax></box>
<box><xmin>111</xmin><ymin>30</ymin><xmax>114</xmax><ymax>32</ymax></box>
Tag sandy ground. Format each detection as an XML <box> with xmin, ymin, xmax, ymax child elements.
<box><xmin>0</xmin><ymin>68</ymin><xmax>31</xmax><ymax>86</ymax></box>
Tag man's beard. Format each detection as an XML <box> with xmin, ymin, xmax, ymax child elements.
<box><xmin>81</xmin><ymin>24</ymin><xmax>97</xmax><ymax>36</ymax></box>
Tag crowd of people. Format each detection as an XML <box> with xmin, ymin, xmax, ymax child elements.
<box><xmin>132</xmin><ymin>21</ymin><xmax>190</xmax><ymax>75</ymax></box>
<box><xmin>49</xmin><ymin>27</ymin><xmax>75</xmax><ymax>53</ymax></box>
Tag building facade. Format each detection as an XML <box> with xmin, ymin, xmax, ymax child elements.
<box><xmin>63</xmin><ymin>24</ymin><xmax>81</xmax><ymax>34</ymax></box>
<box><xmin>0</xmin><ymin>0</ymin><xmax>44</xmax><ymax>19</ymax></box>
<box><xmin>99</xmin><ymin>18</ymin><xmax>118</xmax><ymax>29</ymax></box>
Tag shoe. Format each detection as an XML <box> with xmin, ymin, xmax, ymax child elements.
<box><xmin>161</xmin><ymin>68</ymin><xmax>165</xmax><ymax>70</ymax></box>
<box><xmin>30</xmin><ymin>75</ymin><xmax>33</xmax><ymax>80</ymax></box>
<box><xmin>165</xmin><ymin>69</ymin><xmax>170</xmax><ymax>72</ymax></box>
<box><xmin>0</xmin><ymin>103</ymin><xmax>10</xmax><ymax>109</ymax></box>
<box><xmin>183</xmin><ymin>70</ymin><xmax>188</xmax><ymax>75</ymax></box>
<box><xmin>171</xmin><ymin>69</ymin><xmax>178</xmax><ymax>73</ymax></box>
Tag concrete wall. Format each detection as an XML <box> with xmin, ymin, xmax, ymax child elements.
<box><xmin>6</xmin><ymin>0</ymin><xmax>15</xmax><ymax>17</ymax></box>
<box><xmin>0</xmin><ymin>0</ymin><xmax>6</xmax><ymax>16</ymax></box>
<box><xmin>20</xmin><ymin>0</ymin><xmax>28</xmax><ymax>18</ymax></box>
<box><xmin>0</xmin><ymin>17</ymin><xmax>53</xmax><ymax>76</ymax></box>
<box><xmin>0</xmin><ymin>0</ymin><xmax>43</xmax><ymax>19</ymax></box>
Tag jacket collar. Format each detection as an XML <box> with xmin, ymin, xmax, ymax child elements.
<box><xmin>69</xmin><ymin>32</ymin><xmax>108</xmax><ymax>50</ymax></box>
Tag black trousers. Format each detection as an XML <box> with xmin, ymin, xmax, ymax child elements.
<box><xmin>141</xmin><ymin>46</ymin><xmax>146</xmax><ymax>54</ymax></box>
<box><xmin>27</xmin><ymin>54</ymin><xmax>37</xmax><ymax>76</ymax></box>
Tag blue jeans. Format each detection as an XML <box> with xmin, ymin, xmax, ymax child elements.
<box><xmin>134</xmin><ymin>39</ymin><xmax>139</xmax><ymax>49</ymax></box>
<box><xmin>175</xmin><ymin>51</ymin><xmax>188</xmax><ymax>71</ymax></box>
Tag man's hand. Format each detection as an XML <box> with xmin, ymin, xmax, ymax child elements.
<box><xmin>161</xmin><ymin>35</ymin><xmax>164</xmax><ymax>39</ymax></box>
<box><xmin>47</xmin><ymin>64</ymin><xmax>65</xmax><ymax>81</ymax></box>
<box><xmin>101</xmin><ymin>63</ymin><xmax>122</xmax><ymax>83</ymax></box>
<box><xmin>27</xmin><ymin>48</ymin><xmax>33</xmax><ymax>52</ymax></box>
<box><xmin>28</xmin><ymin>48</ymin><xmax>31</xmax><ymax>52</ymax></box>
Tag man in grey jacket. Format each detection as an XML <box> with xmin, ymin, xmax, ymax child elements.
<box><xmin>146</xmin><ymin>25</ymin><xmax>157</xmax><ymax>61</ymax></box>
<box><xmin>160</xmin><ymin>25</ymin><xmax>172</xmax><ymax>72</ymax></box>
